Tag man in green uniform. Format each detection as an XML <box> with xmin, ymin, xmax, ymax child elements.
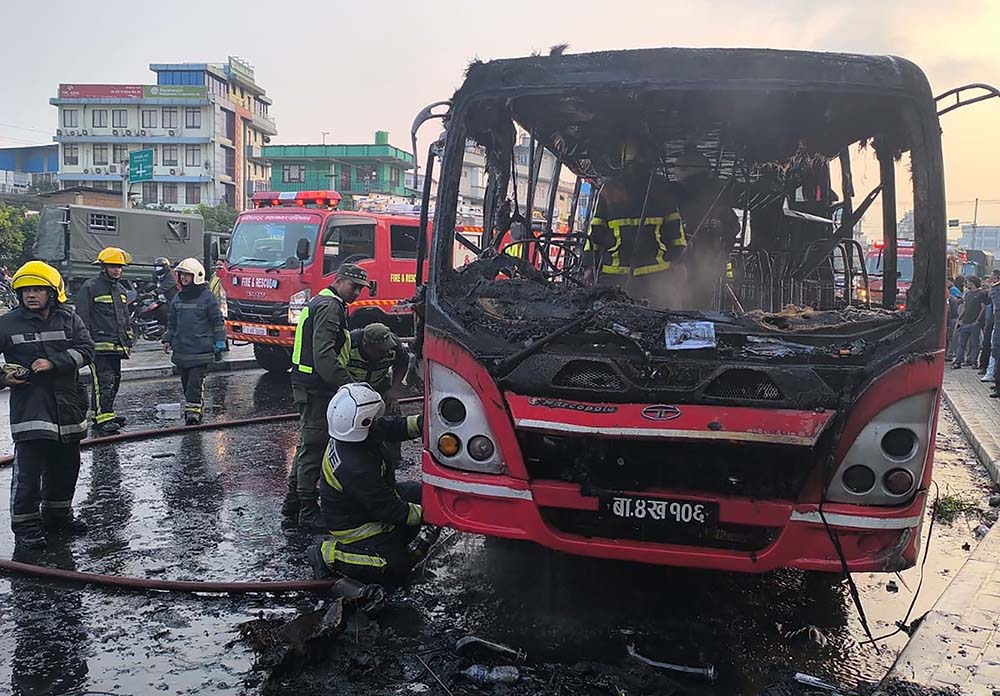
<box><xmin>283</xmin><ymin>263</ymin><xmax>370</xmax><ymax>529</ymax></box>
<box><xmin>347</xmin><ymin>322</ymin><xmax>410</xmax><ymax>468</ymax></box>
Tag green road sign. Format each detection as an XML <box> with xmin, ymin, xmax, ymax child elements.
<box><xmin>128</xmin><ymin>149</ymin><xmax>154</xmax><ymax>184</ymax></box>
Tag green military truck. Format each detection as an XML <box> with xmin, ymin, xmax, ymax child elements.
<box><xmin>34</xmin><ymin>204</ymin><xmax>228</xmax><ymax>294</ymax></box>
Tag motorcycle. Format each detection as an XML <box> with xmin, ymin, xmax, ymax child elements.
<box><xmin>126</xmin><ymin>285</ymin><xmax>169</xmax><ymax>342</ymax></box>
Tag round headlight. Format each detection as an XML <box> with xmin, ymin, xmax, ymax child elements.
<box><xmin>842</xmin><ymin>465</ymin><xmax>876</xmax><ymax>494</ymax></box>
<box><xmin>468</xmin><ymin>435</ymin><xmax>495</xmax><ymax>462</ymax></box>
<box><xmin>437</xmin><ymin>433</ymin><xmax>461</xmax><ymax>457</ymax></box>
<box><xmin>881</xmin><ymin>428</ymin><xmax>918</xmax><ymax>461</ymax></box>
<box><xmin>884</xmin><ymin>468</ymin><xmax>915</xmax><ymax>496</ymax></box>
<box><xmin>439</xmin><ymin>397</ymin><xmax>467</xmax><ymax>425</ymax></box>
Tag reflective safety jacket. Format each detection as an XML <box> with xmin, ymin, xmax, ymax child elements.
<box><xmin>291</xmin><ymin>287</ymin><xmax>351</xmax><ymax>397</ymax></box>
<box><xmin>0</xmin><ymin>304</ymin><xmax>94</xmax><ymax>443</ymax></box>
<box><xmin>347</xmin><ymin>329</ymin><xmax>409</xmax><ymax>394</ymax></box>
<box><xmin>74</xmin><ymin>273</ymin><xmax>133</xmax><ymax>355</ymax></box>
<box><xmin>583</xmin><ymin>171</ymin><xmax>687</xmax><ymax>277</ymax></box>
<box><xmin>162</xmin><ymin>285</ymin><xmax>225</xmax><ymax>364</ymax></box>
<box><xmin>320</xmin><ymin>415</ymin><xmax>423</xmax><ymax>541</ymax></box>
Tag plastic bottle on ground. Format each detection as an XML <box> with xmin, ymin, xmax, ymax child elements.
<box><xmin>461</xmin><ymin>665</ymin><xmax>520</xmax><ymax>684</ymax></box>
<box><xmin>155</xmin><ymin>403</ymin><xmax>182</xmax><ymax>419</ymax></box>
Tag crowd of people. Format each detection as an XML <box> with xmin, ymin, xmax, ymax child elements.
<box><xmin>947</xmin><ymin>270</ymin><xmax>1000</xmax><ymax>397</ymax></box>
<box><xmin>0</xmin><ymin>252</ymin><xmax>432</xmax><ymax>588</ymax></box>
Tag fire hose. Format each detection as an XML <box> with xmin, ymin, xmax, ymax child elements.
<box><xmin>0</xmin><ymin>394</ymin><xmax>424</xmax><ymax>595</ymax></box>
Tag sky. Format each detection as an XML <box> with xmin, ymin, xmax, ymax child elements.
<box><xmin>1</xmin><ymin>0</ymin><xmax>998</xmax><ymax>231</ymax></box>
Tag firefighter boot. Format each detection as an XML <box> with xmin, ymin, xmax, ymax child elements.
<box><xmin>15</xmin><ymin>526</ymin><xmax>46</xmax><ymax>550</ymax></box>
<box><xmin>306</xmin><ymin>543</ymin><xmax>334</xmax><ymax>580</ymax></box>
<box><xmin>297</xmin><ymin>499</ymin><xmax>325</xmax><ymax>531</ymax></box>
<box><xmin>185</xmin><ymin>413</ymin><xmax>201</xmax><ymax>426</ymax></box>
<box><xmin>43</xmin><ymin>512</ymin><xmax>89</xmax><ymax>536</ymax></box>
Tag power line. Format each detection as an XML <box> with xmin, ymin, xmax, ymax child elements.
<box><xmin>0</xmin><ymin>122</ymin><xmax>52</xmax><ymax>135</ymax></box>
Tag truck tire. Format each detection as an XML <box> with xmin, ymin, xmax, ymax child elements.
<box><xmin>253</xmin><ymin>344</ymin><xmax>292</xmax><ymax>373</ymax></box>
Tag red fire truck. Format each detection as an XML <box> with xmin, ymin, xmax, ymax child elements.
<box><xmin>865</xmin><ymin>240</ymin><xmax>914</xmax><ymax>310</ymax></box>
<box><xmin>415</xmin><ymin>48</ymin><xmax>954</xmax><ymax>575</ymax></box>
<box><xmin>219</xmin><ymin>191</ymin><xmax>481</xmax><ymax>372</ymax></box>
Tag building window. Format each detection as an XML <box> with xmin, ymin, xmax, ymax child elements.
<box><xmin>185</xmin><ymin>145</ymin><xmax>200</xmax><ymax>167</ymax></box>
<box><xmin>390</xmin><ymin>167</ymin><xmax>401</xmax><ymax>188</ymax></box>
<box><xmin>162</xmin><ymin>183</ymin><xmax>178</xmax><ymax>205</ymax></box>
<box><xmin>224</xmin><ymin>148</ymin><xmax>236</xmax><ymax>179</ymax></box>
<box><xmin>162</xmin><ymin>107</ymin><xmax>179</xmax><ymax>129</ymax></box>
<box><xmin>63</xmin><ymin>110</ymin><xmax>78</xmax><ymax>128</ymax></box>
<box><xmin>112</xmin><ymin>109</ymin><xmax>128</xmax><ymax>128</ymax></box>
<box><xmin>356</xmin><ymin>165</ymin><xmax>377</xmax><ymax>190</ymax></box>
<box><xmin>89</xmin><ymin>213</ymin><xmax>118</xmax><ymax>233</ymax></box>
<box><xmin>339</xmin><ymin>165</ymin><xmax>351</xmax><ymax>190</ymax></box>
<box><xmin>142</xmin><ymin>182</ymin><xmax>158</xmax><ymax>203</ymax></box>
<box><xmin>141</xmin><ymin>109</ymin><xmax>157</xmax><ymax>129</ymax></box>
<box><xmin>113</xmin><ymin>144</ymin><xmax>128</xmax><ymax>164</ymax></box>
<box><xmin>92</xmin><ymin>110</ymin><xmax>108</xmax><ymax>128</ymax></box>
<box><xmin>162</xmin><ymin>145</ymin><xmax>178</xmax><ymax>166</ymax></box>
<box><xmin>63</xmin><ymin>144</ymin><xmax>79</xmax><ymax>165</ymax></box>
<box><xmin>282</xmin><ymin>164</ymin><xmax>305</xmax><ymax>183</ymax></box>
<box><xmin>186</xmin><ymin>183</ymin><xmax>201</xmax><ymax>205</ymax></box>
<box><xmin>93</xmin><ymin>144</ymin><xmax>109</xmax><ymax>166</ymax></box>
<box><xmin>389</xmin><ymin>225</ymin><xmax>419</xmax><ymax>259</ymax></box>
<box><xmin>185</xmin><ymin>108</ymin><xmax>201</xmax><ymax>129</ymax></box>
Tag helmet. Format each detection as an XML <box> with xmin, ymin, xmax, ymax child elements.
<box><xmin>95</xmin><ymin>247</ymin><xmax>132</xmax><ymax>266</ymax></box>
<box><xmin>11</xmin><ymin>261</ymin><xmax>67</xmax><ymax>304</ymax></box>
<box><xmin>327</xmin><ymin>383</ymin><xmax>385</xmax><ymax>442</ymax></box>
<box><xmin>175</xmin><ymin>258</ymin><xmax>206</xmax><ymax>285</ymax></box>
<box><xmin>154</xmin><ymin>257</ymin><xmax>171</xmax><ymax>270</ymax></box>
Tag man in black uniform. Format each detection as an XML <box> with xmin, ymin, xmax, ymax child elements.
<box><xmin>307</xmin><ymin>382</ymin><xmax>426</xmax><ymax>585</ymax></box>
<box><xmin>152</xmin><ymin>257</ymin><xmax>178</xmax><ymax>302</ymax></box>
<box><xmin>2</xmin><ymin>261</ymin><xmax>94</xmax><ymax>549</ymax></box>
<box><xmin>347</xmin><ymin>322</ymin><xmax>410</xmax><ymax>468</ymax></box>
<box><xmin>283</xmin><ymin>263</ymin><xmax>371</xmax><ymax>529</ymax></box>
<box><xmin>74</xmin><ymin>246</ymin><xmax>133</xmax><ymax>435</ymax></box>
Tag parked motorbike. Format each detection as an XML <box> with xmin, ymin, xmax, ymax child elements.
<box><xmin>126</xmin><ymin>285</ymin><xmax>168</xmax><ymax>341</ymax></box>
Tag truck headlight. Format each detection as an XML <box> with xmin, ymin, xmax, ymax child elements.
<box><xmin>428</xmin><ymin>362</ymin><xmax>506</xmax><ymax>474</ymax></box>
<box><xmin>288</xmin><ymin>289</ymin><xmax>310</xmax><ymax>324</ymax></box>
<box><xmin>219</xmin><ymin>288</ymin><xmax>229</xmax><ymax>319</ymax></box>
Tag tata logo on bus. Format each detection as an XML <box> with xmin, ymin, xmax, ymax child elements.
<box><xmin>640</xmin><ymin>405</ymin><xmax>681</xmax><ymax>421</ymax></box>
<box><xmin>231</xmin><ymin>276</ymin><xmax>279</xmax><ymax>290</ymax></box>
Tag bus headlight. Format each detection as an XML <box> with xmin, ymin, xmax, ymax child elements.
<box><xmin>288</xmin><ymin>289</ymin><xmax>310</xmax><ymax>324</ymax></box>
<box><xmin>427</xmin><ymin>362</ymin><xmax>506</xmax><ymax>474</ymax></box>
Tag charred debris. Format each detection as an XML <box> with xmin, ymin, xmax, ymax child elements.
<box><xmin>434</xmin><ymin>49</ymin><xmax>934</xmax><ymax>371</ymax></box>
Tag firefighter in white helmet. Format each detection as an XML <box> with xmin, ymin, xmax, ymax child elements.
<box><xmin>161</xmin><ymin>258</ymin><xmax>225</xmax><ymax>425</ymax></box>
<box><xmin>306</xmin><ymin>383</ymin><xmax>429</xmax><ymax>585</ymax></box>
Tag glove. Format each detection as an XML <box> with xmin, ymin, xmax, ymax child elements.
<box><xmin>214</xmin><ymin>341</ymin><xmax>226</xmax><ymax>353</ymax></box>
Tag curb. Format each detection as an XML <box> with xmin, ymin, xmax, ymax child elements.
<box><xmin>942</xmin><ymin>383</ymin><xmax>1000</xmax><ymax>485</ymax></box>
<box><xmin>79</xmin><ymin>357</ymin><xmax>260</xmax><ymax>382</ymax></box>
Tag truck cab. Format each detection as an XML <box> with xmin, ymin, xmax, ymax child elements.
<box><xmin>865</xmin><ymin>240</ymin><xmax>914</xmax><ymax>310</ymax></box>
<box><xmin>219</xmin><ymin>190</ymin><xmax>424</xmax><ymax>371</ymax></box>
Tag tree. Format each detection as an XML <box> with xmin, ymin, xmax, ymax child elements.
<box><xmin>0</xmin><ymin>205</ymin><xmax>37</xmax><ymax>265</ymax></box>
<box><xmin>12</xmin><ymin>209</ymin><xmax>38</xmax><ymax>266</ymax></box>
<box><xmin>195</xmin><ymin>203</ymin><xmax>239</xmax><ymax>233</ymax></box>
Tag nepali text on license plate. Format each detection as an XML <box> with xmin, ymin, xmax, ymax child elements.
<box><xmin>603</xmin><ymin>495</ymin><xmax>718</xmax><ymax>526</ymax></box>
<box><xmin>241</xmin><ymin>325</ymin><xmax>267</xmax><ymax>336</ymax></box>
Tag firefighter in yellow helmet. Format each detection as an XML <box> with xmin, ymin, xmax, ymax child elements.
<box><xmin>1</xmin><ymin>261</ymin><xmax>94</xmax><ymax>549</ymax></box>
<box><xmin>581</xmin><ymin>139</ymin><xmax>687</xmax><ymax>305</ymax></box>
<box><xmin>75</xmin><ymin>246</ymin><xmax>134</xmax><ymax>435</ymax></box>
<box><xmin>161</xmin><ymin>258</ymin><xmax>225</xmax><ymax>425</ymax></box>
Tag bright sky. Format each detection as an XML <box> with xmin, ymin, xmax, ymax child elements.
<box><xmin>1</xmin><ymin>0</ymin><xmax>998</xmax><ymax>230</ymax></box>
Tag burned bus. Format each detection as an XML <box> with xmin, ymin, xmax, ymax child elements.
<box><xmin>415</xmin><ymin>48</ymin><xmax>949</xmax><ymax>573</ymax></box>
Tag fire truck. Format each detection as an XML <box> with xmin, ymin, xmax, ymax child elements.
<box><xmin>865</xmin><ymin>239</ymin><xmax>914</xmax><ymax>310</ymax></box>
<box><xmin>413</xmin><ymin>47</ymin><xmax>964</xmax><ymax>574</ymax></box>
<box><xmin>219</xmin><ymin>190</ymin><xmax>482</xmax><ymax>372</ymax></box>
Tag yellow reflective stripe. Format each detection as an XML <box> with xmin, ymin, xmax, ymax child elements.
<box><xmin>95</xmin><ymin>412</ymin><xmax>116</xmax><ymax>424</ymax></box>
<box><xmin>406</xmin><ymin>503</ymin><xmax>422</xmax><ymax>526</ymax></box>
<box><xmin>291</xmin><ymin>305</ymin><xmax>310</xmax><ymax>370</ymax></box>
<box><xmin>94</xmin><ymin>342</ymin><xmax>127</xmax><ymax>354</ymax></box>
<box><xmin>328</xmin><ymin>521</ymin><xmax>394</xmax><ymax>544</ymax></box>
<box><xmin>321</xmin><ymin>444</ymin><xmax>343</xmax><ymax>491</ymax></box>
<box><xmin>93</xmin><ymin>295</ymin><xmax>114</xmax><ymax>303</ymax></box>
<box><xmin>334</xmin><ymin>548</ymin><xmax>387</xmax><ymax>568</ymax></box>
<box><xmin>632</xmin><ymin>261</ymin><xmax>673</xmax><ymax>276</ymax></box>
<box><xmin>339</xmin><ymin>330</ymin><xmax>351</xmax><ymax>368</ymax></box>
<box><xmin>590</xmin><ymin>217</ymin><xmax>604</xmax><ymax>225</ymax></box>
<box><xmin>505</xmin><ymin>243</ymin><xmax>522</xmax><ymax>258</ymax></box>
<box><xmin>405</xmin><ymin>415</ymin><xmax>420</xmax><ymax>438</ymax></box>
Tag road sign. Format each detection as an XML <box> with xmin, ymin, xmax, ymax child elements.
<box><xmin>948</xmin><ymin>218</ymin><xmax>961</xmax><ymax>228</ymax></box>
<box><xmin>128</xmin><ymin>149</ymin><xmax>154</xmax><ymax>184</ymax></box>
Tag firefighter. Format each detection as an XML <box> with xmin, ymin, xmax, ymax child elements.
<box><xmin>348</xmin><ymin>322</ymin><xmax>410</xmax><ymax>468</ymax></box>
<box><xmin>283</xmin><ymin>263</ymin><xmax>371</xmax><ymax>529</ymax></box>
<box><xmin>161</xmin><ymin>258</ymin><xmax>225</xmax><ymax>426</ymax></box>
<box><xmin>306</xmin><ymin>382</ymin><xmax>425</xmax><ymax>585</ymax></box>
<box><xmin>152</xmin><ymin>257</ymin><xmax>178</xmax><ymax>302</ymax></box>
<box><xmin>582</xmin><ymin>140</ymin><xmax>687</xmax><ymax>305</ymax></box>
<box><xmin>75</xmin><ymin>246</ymin><xmax>133</xmax><ymax>435</ymax></box>
<box><xmin>1</xmin><ymin>261</ymin><xmax>94</xmax><ymax>549</ymax></box>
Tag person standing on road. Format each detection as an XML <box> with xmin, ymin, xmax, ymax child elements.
<box><xmin>283</xmin><ymin>263</ymin><xmax>370</xmax><ymax>530</ymax></box>
<box><xmin>1</xmin><ymin>261</ymin><xmax>94</xmax><ymax>549</ymax></box>
<box><xmin>953</xmin><ymin>276</ymin><xmax>986</xmax><ymax>369</ymax></box>
<box><xmin>307</xmin><ymin>383</ymin><xmax>430</xmax><ymax>586</ymax></box>
<box><xmin>161</xmin><ymin>258</ymin><xmax>225</xmax><ymax>426</ymax></box>
<box><xmin>347</xmin><ymin>322</ymin><xmax>411</xmax><ymax>469</ymax></box>
<box><xmin>74</xmin><ymin>247</ymin><xmax>134</xmax><ymax>435</ymax></box>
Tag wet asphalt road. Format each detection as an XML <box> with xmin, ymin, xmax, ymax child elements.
<box><xmin>0</xmin><ymin>367</ymin><xmax>991</xmax><ymax>695</ymax></box>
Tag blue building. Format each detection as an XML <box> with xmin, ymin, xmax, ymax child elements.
<box><xmin>0</xmin><ymin>145</ymin><xmax>59</xmax><ymax>192</ymax></box>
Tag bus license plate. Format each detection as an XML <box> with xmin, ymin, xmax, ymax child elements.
<box><xmin>602</xmin><ymin>495</ymin><xmax>718</xmax><ymax>527</ymax></box>
<box><xmin>241</xmin><ymin>325</ymin><xmax>267</xmax><ymax>336</ymax></box>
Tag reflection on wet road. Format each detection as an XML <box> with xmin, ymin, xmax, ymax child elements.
<box><xmin>0</xmin><ymin>369</ymin><xmax>989</xmax><ymax>695</ymax></box>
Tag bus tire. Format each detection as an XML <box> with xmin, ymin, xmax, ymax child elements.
<box><xmin>253</xmin><ymin>344</ymin><xmax>292</xmax><ymax>373</ymax></box>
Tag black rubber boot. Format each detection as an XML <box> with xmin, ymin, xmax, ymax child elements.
<box><xmin>94</xmin><ymin>420</ymin><xmax>122</xmax><ymax>436</ymax></box>
<box><xmin>15</xmin><ymin>527</ymin><xmax>47</xmax><ymax>550</ymax></box>
<box><xmin>113</xmin><ymin>415</ymin><xmax>128</xmax><ymax>427</ymax></box>
<box><xmin>297</xmin><ymin>500</ymin><xmax>325</xmax><ymax>531</ymax></box>
<box><xmin>306</xmin><ymin>543</ymin><xmax>333</xmax><ymax>580</ymax></box>
<box><xmin>44</xmin><ymin>514</ymin><xmax>88</xmax><ymax>536</ymax></box>
<box><xmin>184</xmin><ymin>413</ymin><xmax>201</xmax><ymax>426</ymax></box>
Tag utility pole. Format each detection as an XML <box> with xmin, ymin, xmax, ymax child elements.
<box><xmin>121</xmin><ymin>170</ymin><xmax>128</xmax><ymax>208</ymax></box>
<box><xmin>321</xmin><ymin>131</ymin><xmax>330</xmax><ymax>146</ymax></box>
<box><xmin>973</xmin><ymin>197</ymin><xmax>980</xmax><ymax>249</ymax></box>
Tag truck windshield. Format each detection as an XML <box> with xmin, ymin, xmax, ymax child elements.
<box><xmin>867</xmin><ymin>253</ymin><xmax>914</xmax><ymax>282</ymax></box>
<box><xmin>228</xmin><ymin>215</ymin><xmax>320</xmax><ymax>268</ymax></box>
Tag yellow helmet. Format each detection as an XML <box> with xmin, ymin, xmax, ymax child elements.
<box><xmin>95</xmin><ymin>247</ymin><xmax>132</xmax><ymax>266</ymax></box>
<box><xmin>11</xmin><ymin>261</ymin><xmax>67</xmax><ymax>304</ymax></box>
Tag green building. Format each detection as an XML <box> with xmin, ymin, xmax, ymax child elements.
<box><xmin>263</xmin><ymin>130</ymin><xmax>414</xmax><ymax>207</ymax></box>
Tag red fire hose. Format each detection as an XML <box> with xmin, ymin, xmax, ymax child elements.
<box><xmin>0</xmin><ymin>394</ymin><xmax>424</xmax><ymax>594</ymax></box>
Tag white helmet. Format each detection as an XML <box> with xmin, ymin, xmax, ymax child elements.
<box><xmin>175</xmin><ymin>257</ymin><xmax>206</xmax><ymax>285</ymax></box>
<box><xmin>327</xmin><ymin>383</ymin><xmax>385</xmax><ymax>442</ymax></box>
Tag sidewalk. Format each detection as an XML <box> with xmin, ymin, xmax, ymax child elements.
<box><xmin>888</xmin><ymin>367</ymin><xmax>1000</xmax><ymax>694</ymax></box>
<box><xmin>78</xmin><ymin>341</ymin><xmax>260</xmax><ymax>381</ymax></box>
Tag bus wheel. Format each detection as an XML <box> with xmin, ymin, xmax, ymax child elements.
<box><xmin>253</xmin><ymin>344</ymin><xmax>292</xmax><ymax>373</ymax></box>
